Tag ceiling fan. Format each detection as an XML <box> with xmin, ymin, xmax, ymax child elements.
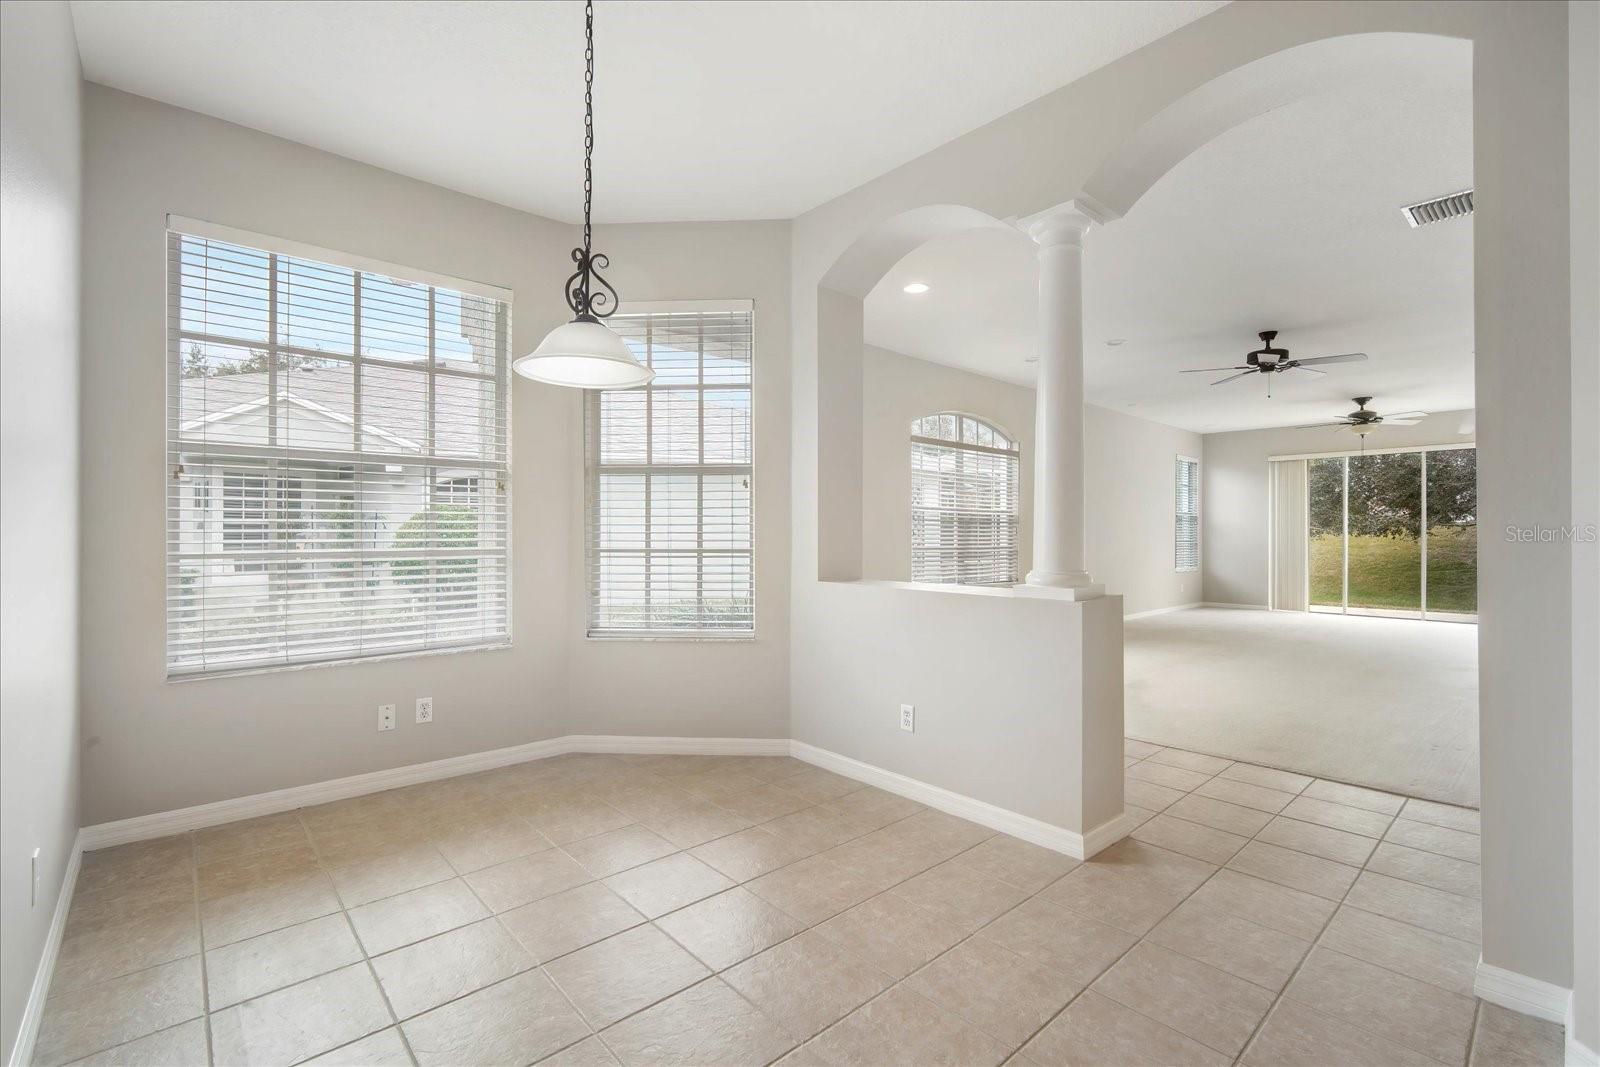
<box><xmin>1303</xmin><ymin>396</ymin><xmax>1429</xmax><ymax>438</ymax></box>
<box><xmin>1181</xmin><ymin>330</ymin><xmax>1368</xmax><ymax>395</ymax></box>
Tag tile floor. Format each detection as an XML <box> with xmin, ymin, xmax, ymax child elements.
<box><xmin>34</xmin><ymin>744</ymin><xmax>1564</xmax><ymax>1067</ymax></box>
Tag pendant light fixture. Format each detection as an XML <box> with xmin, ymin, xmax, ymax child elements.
<box><xmin>512</xmin><ymin>0</ymin><xmax>653</xmax><ymax>389</ymax></box>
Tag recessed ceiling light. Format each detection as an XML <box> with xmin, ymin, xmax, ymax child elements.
<box><xmin>902</xmin><ymin>282</ymin><xmax>930</xmax><ymax>294</ymax></box>
<box><xmin>1105</xmin><ymin>338</ymin><xmax>1127</xmax><ymax>346</ymax></box>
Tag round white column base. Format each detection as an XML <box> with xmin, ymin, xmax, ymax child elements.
<box><xmin>1018</xmin><ymin>571</ymin><xmax>1105</xmax><ymax>600</ymax></box>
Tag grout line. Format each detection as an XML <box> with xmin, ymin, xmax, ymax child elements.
<box><xmin>187</xmin><ymin>834</ymin><xmax>215</xmax><ymax>1067</ymax></box>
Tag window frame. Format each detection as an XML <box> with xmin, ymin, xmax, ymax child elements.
<box><xmin>1175</xmin><ymin>454</ymin><xmax>1201</xmax><ymax>574</ymax></box>
<box><xmin>583</xmin><ymin>298</ymin><xmax>756</xmax><ymax>641</ymax></box>
<box><xmin>163</xmin><ymin>216</ymin><xmax>515</xmax><ymax>679</ymax></box>
<box><xmin>909</xmin><ymin>412</ymin><xmax>1022</xmax><ymax>586</ymax></box>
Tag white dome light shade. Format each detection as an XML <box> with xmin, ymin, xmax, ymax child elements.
<box><xmin>512</xmin><ymin>319</ymin><xmax>654</xmax><ymax>389</ymax></box>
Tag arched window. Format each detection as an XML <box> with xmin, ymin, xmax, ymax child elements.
<box><xmin>910</xmin><ymin>413</ymin><xmax>1020</xmax><ymax>585</ymax></box>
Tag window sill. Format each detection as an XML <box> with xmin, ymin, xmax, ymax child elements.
<box><xmin>166</xmin><ymin>640</ymin><xmax>512</xmax><ymax>682</ymax></box>
<box><xmin>585</xmin><ymin>632</ymin><xmax>756</xmax><ymax>643</ymax></box>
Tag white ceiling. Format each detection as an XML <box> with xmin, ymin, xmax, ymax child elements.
<box><xmin>865</xmin><ymin>40</ymin><xmax>1475</xmax><ymax>434</ymax></box>
<box><xmin>68</xmin><ymin>0</ymin><xmax>1226</xmax><ymax>223</ymax></box>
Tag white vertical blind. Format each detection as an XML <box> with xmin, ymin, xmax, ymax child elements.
<box><xmin>585</xmin><ymin>305</ymin><xmax>754</xmax><ymax>636</ymax></box>
<box><xmin>1175</xmin><ymin>456</ymin><xmax>1201</xmax><ymax>572</ymax></box>
<box><xmin>910</xmin><ymin>413</ymin><xmax>1020</xmax><ymax>585</ymax></box>
<box><xmin>1269</xmin><ymin>459</ymin><xmax>1308</xmax><ymax>609</ymax></box>
<box><xmin>165</xmin><ymin>229</ymin><xmax>511</xmax><ymax>676</ymax></box>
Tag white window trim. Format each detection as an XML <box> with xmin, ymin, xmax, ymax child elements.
<box><xmin>1175</xmin><ymin>454</ymin><xmax>1201</xmax><ymax>574</ymax></box>
<box><xmin>585</xmin><ymin>298</ymin><xmax>756</xmax><ymax>641</ymax></box>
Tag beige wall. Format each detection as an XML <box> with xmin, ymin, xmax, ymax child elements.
<box><xmin>0</xmin><ymin>2</ymin><xmax>82</xmax><ymax>1057</ymax></box>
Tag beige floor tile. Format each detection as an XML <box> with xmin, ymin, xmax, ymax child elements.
<box><xmin>1040</xmin><ymin>840</ymin><xmax>1215</xmax><ymax>936</ymax></box>
<box><xmin>814</xmin><ymin>892</ymin><xmax>969</xmax><ymax>979</ymax></box>
<box><xmin>599</xmin><ymin>977</ymin><xmax>796</xmax><ymax>1066</ymax></box>
<box><xmin>372</xmin><ymin>917</ymin><xmax>534</xmax><ymax>1018</ymax></box>
<box><xmin>1344</xmin><ymin>870</ymin><xmax>1482</xmax><ymax>942</ymax></box>
<box><xmin>1127</xmin><ymin>760</ymin><xmax>1214</xmax><ymax>792</ymax></box>
<box><xmin>1186</xmin><ymin>869</ymin><xmax>1337</xmax><ymax>941</ymax></box>
<box><xmin>744</xmin><ymin>855</ymin><xmax>880</xmax><ymax>926</ymax></box>
<box><xmin>1319</xmin><ymin>905</ymin><xmax>1479</xmax><ymax>996</ymax></box>
<box><xmin>466</xmin><ymin>848</ymin><xmax>593</xmax><ymax>912</ymax></box>
<box><xmin>35</xmin><ymin>956</ymin><xmax>203</xmax><ymax>1067</ymax></box>
<box><xmin>194</xmin><ymin>812</ymin><xmax>310</xmax><ymax>865</ymax></box>
<box><xmin>64</xmin><ymin>1019</ymin><xmax>208</xmax><ymax>1067</ymax></box>
<box><xmin>1219</xmin><ymin>763</ymin><xmax>1314</xmax><ymax>794</ymax></box>
<box><xmin>1226</xmin><ymin>841</ymin><xmax>1359</xmax><ymax>901</ymax></box>
<box><xmin>1470</xmin><ymin>1002</ymin><xmax>1567</xmax><ymax>1066</ymax></box>
<box><xmin>327</xmin><ymin>844</ymin><xmax>456</xmax><ymax>908</ymax></box>
<box><xmin>64</xmin><ymin>878</ymin><xmax>194</xmax><ymax>940</ymax></box>
<box><xmin>1241</xmin><ymin>996</ymin><xmax>1440</xmax><ymax>1066</ymax></box>
<box><xmin>689</xmin><ymin>826</ymin><xmax>817</xmax><ymax>882</ymax></box>
<box><xmin>655</xmin><ymin>886</ymin><xmax>806</xmax><ymax>970</ymax></box>
<box><xmin>1125</xmin><ymin>755</ymin><xmax>1141</xmax><ymax>768</ymax></box>
<box><xmin>603</xmin><ymin>853</ymin><xmax>735</xmax><ymax>919</ymax></box>
<box><xmin>710</xmin><ymin>783</ymin><xmax>811</xmax><ymax>823</ymax></box>
<box><xmin>537</xmin><ymin>1035</ymin><xmax>620</xmax><ymax>1066</ymax></box>
<box><xmin>905</xmin><ymin>937</ymin><xmax>1082</xmax><ymax>1046</ymax></box>
<box><xmin>1281</xmin><ymin>794</ymin><xmax>1394</xmax><ymax>838</ymax></box>
<box><xmin>1131</xmin><ymin>813</ymin><xmax>1248</xmax><ymax>864</ymax></box>
<box><xmin>51</xmin><ymin>897</ymin><xmax>198</xmax><ymax>993</ymax></box>
<box><xmin>1094</xmin><ymin>941</ymin><xmax>1275</xmax><ymax>1058</ymax></box>
<box><xmin>1386</xmin><ymin>818</ymin><xmax>1482</xmax><ymax>863</ymax></box>
<box><xmin>1124</xmin><ymin>777</ymin><xmax>1187</xmax><ymax>812</ymax></box>
<box><xmin>528</xmin><ymin>798</ymin><xmax>635</xmax><ymax>846</ymax></box>
<box><xmin>499</xmin><ymin>881</ymin><xmax>645</xmax><ymax>963</ymax></box>
<box><xmin>1123</xmin><ymin>804</ymin><xmax>1159</xmax><ymax>830</ymax></box>
<box><xmin>948</xmin><ymin>834</ymin><xmax>1080</xmax><ymax>893</ymax></box>
<box><xmin>819</xmin><ymin>786</ymin><xmax>923</xmax><ymax>826</ymax></box>
<box><xmin>561</xmin><ymin>825</ymin><xmax>678</xmax><ymax>879</ymax></box>
<box><xmin>795</xmin><ymin>985</ymin><xmax>1011</xmax><ymax>1067</ymax></box>
<box><xmin>1146</xmin><ymin>897</ymin><xmax>1312</xmax><ymax>992</ymax></box>
<box><xmin>75</xmin><ymin>838</ymin><xmax>194</xmax><ymax>899</ymax></box>
<box><xmin>1287</xmin><ymin>947</ymin><xmax>1476</xmax><ymax>1064</ymax></box>
<box><xmin>205</xmin><ymin>912</ymin><xmax>363</xmax><ymax>1008</ymax></box>
<box><xmin>729</xmin><ymin>756</ymin><xmax>812</xmax><ymax>782</ymax></box>
<box><xmin>884</xmin><ymin>809</ymin><xmax>994</xmax><ymax>855</ymax></box>
<box><xmin>889</xmin><ymin>859</ymin><xmax>1028</xmax><ymax>933</ymax></box>
<box><xmin>209</xmin><ymin>962</ymin><xmax>391</xmax><ymax>1067</ymax></box>
<box><xmin>1023</xmin><ymin>989</ymin><xmax>1230</xmax><ymax>1067</ymax></box>
<box><xmin>197</xmin><ymin>844</ymin><xmax>321</xmax><ymax>900</ymax></box>
<box><xmin>1165</xmin><ymin>793</ymin><xmax>1274</xmax><ymax>837</ymax></box>
<box><xmin>402</xmin><ymin>969</ymin><xmax>591</xmax><ymax>1066</ymax></box>
<box><xmin>1125</xmin><ymin>739</ymin><xmax>1162</xmax><ymax>758</ymax></box>
<box><xmin>1302</xmin><ymin>779</ymin><xmax>1405</xmax><ymax>815</ymax></box>
<box><xmin>301</xmin><ymin>1028</ymin><xmax>414</xmax><ymax>1066</ymax></box>
<box><xmin>1255</xmin><ymin>815</ymin><xmax>1378</xmax><ymax>866</ymax></box>
<box><xmin>199</xmin><ymin>869</ymin><xmax>344</xmax><ymax>947</ymax></box>
<box><xmin>677</xmin><ymin>767</ymin><xmax>769</xmax><ymax>803</ymax></box>
<box><xmin>641</xmin><ymin>803</ymin><xmax>758</xmax><ymax>850</ymax></box>
<box><xmin>1193</xmin><ymin>777</ymin><xmax>1297</xmax><ymax>813</ymax></box>
<box><xmin>979</xmin><ymin>894</ymin><xmax>1137</xmax><ymax>986</ymax></box>
<box><xmin>1368</xmin><ymin>841</ymin><xmax>1482</xmax><ymax>899</ymax></box>
<box><xmin>721</xmin><ymin>928</ymin><xmax>893</xmax><ymax>1041</ymax></box>
<box><xmin>432</xmin><ymin>815</ymin><xmax>553</xmax><ymax>874</ymax></box>
<box><xmin>347</xmin><ymin>877</ymin><xmax>490</xmax><ymax>956</ymax></box>
<box><xmin>777</xmin><ymin>767</ymin><xmax>863</xmax><ymax>805</ymax></box>
<box><xmin>1146</xmin><ymin>748</ymin><xmax>1234</xmax><ymax>775</ymax></box>
<box><xmin>763</xmin><ymin>807</ymin><xmax>873</xmax><ymax>854</ymax></box>
<box><xmin>1401</xmin><ymin>798</ymin><xmax>1482</xmax><ymax>835</ymax></box>
<box><xmin>543</xmin><ymin>924</ymin><xmax>711</xmax><ymax>1030</ymax></box>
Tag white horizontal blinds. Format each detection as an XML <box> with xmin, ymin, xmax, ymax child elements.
<box><xmin>910</xmin><ymin>414</ymin><xmax>1020</xmax><ymax>585</ymax></box>
<box><xmin>166</xmin><ymin>231</ymin><xmax>511</xmax><ymax>676</ymax></box>
<box><xmin>1175</xmin><ymin>456</ymin><xmax>1200</xmax><ymax>572</ymax></box>
<box><xmin>587</xmin><ymin>307</ymin><xmax>754</xmax><ymax>636</ymax></box>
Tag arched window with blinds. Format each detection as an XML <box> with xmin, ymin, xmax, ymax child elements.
<box><xmin>910</xmin><ymin>413</ymin><xmax>1020</xmax><ymax>585</ymax></box>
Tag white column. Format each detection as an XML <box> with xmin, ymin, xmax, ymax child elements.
<box><xmin>1022</xmin><ymin>199</ymin><xmax>1111</xmax><ymax>598</ymax></box>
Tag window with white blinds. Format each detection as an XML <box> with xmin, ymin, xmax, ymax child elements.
<box><xmin>1176</xmin><ymin>455</ymin><xmax>1201</xmax><ymax>572</ymax></box>
<box><xmin>585</xmin><ymin>303</ymin><xmax>753</xmax><ymax>637</ymax></box>
<box><xmin>910</xmin><ymin>413</ymin><xmax>1020</xmax><ymax>585</ymax></box>
<box><xmin>166</xmin><ymin>225</ymin><xmax>511</xmax><ymax>676</ymax></box>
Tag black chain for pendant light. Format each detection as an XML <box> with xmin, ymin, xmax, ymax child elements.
<box><xmin>563</xmin><ymin>0</ymin><xmax>618</xmax><ymax>321</ymax></box>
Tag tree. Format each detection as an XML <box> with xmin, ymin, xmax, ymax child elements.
<box><xmin>391</xmin><ymin>504</ymin><xmax>479</xmax><ymax>588</ymax></box>
<box><xmin>1307</xmin><ymin>448</ymin><xmax>1476</xmax><ymax>538</ymax></box>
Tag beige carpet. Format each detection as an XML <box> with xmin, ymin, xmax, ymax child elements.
<box><xmin>1125</xmin><ymin>607</ymin><xmax>1479</xmax><ymax>807</ymax></box>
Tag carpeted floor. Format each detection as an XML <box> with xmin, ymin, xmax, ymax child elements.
<box><xmin>1125</xmin><ymin>607</ymin><xmax>1479</xmax><ymax>807</ymax></box>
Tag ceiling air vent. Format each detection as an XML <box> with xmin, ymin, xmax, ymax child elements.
<box><xmin>1401</xmin><ymin>189</ymin><xmax>1473</xmax><ymax>228</ymax></box>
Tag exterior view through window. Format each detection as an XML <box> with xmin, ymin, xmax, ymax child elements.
<box><xmin>1308</xmin><ymin>446</ymin><xmax>1477</xmax><ymax>620</ymax></box>
<box><xmin>1175</xmin><ymin>456</ymin><xmax>1200</xmax><ymax>572</ymax></box>
<box><xmin>586</xmin><ymin>304</ymin><xmax>754</xmax><ymax>636</ymax></box>
<box><xmin>911</xmin><ymin>413</ymin><xmax>1020</xmax><ymax>585</ymax></box>
<box><xmin>166</xmin><ymin>229</ymin><xmax>511</xmax><ymax>675</ymax></box>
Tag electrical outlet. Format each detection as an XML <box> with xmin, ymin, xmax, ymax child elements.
<box><xmin>899</xmin><ymin>704</ymin><xmax>915</xmax><ymax>732</ymax></box>
<box><xmin>415</xmin><ymin>697</ymin><xmax>433</xmax><ymax>724</ymax></box>
<box><xmin>377</xmin><ymin>704</ymin><xmax>396</xmax><ymax>731</ymax></box>
<box><xmin>30</xmin><ymin>848</ymin><xmax>40</xmax><ymax>907</ymax></box>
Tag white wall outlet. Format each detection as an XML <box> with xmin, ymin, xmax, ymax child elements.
<box><xmin>415</xmin><ymin>697</ymin><xmax>433</xmax><ymax>724</ymax></box>
<box><xmin>377</xmin><ymin>704</ymin><xmax>396</xmax><ymax>731</ymax></box>
<box><xmin>30</xmin><ymin>847</ymin><xmax>40</xmax><ymax>907</ymax></box>
<box><xmin>899</xmin><ymin>704</ymin><xmax>915</xmax><ymax>732</ymax></box>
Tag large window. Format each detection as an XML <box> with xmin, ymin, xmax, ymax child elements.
<box><xmin>586</xmin><ymin>303</ymin><xmax>754</xmax><ymax>637</ymax></box>
<box><xmin>166</xmin><ymin>225</ymin><xmax>511</xmax><ymax>675</ymax></box>
<box><xmin>1306</xmin><ymin>446</ymin><xmax>1476</xmax><ymax>621</ymax></box>
<box><xmin>910</xmin><ymin>413</ymin><xmax>1020</xmax><ymax>585</ymax></box>
<box><xmin>1175</xmin><ymin>456</ymin><xmax>1200</xmax><ymax>572</ymax></box>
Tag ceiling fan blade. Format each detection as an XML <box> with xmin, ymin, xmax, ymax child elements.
<box><xmin>1294</xmin><ymin>352</ymin><xmax>1369</xmax><ymax>367</ymax></box>
<box><xmin>1289</xmin><ymin>365</ymin><xmax>1328</xmax><ymax>376</ymax></box>
<box><xmin>1180</xmin><ymin>365</ymin><xmax>1253</xmax><ymax>374</ymax></box>
<box><xmin>1382</xmin><ymin>418</ymin><xmax>1422</xmax><ymax>426</ymax></box>
<box><xmin>1295</xmin><ymin>421</ymin><xmax>1357</xmax><ymax>429</ymax></box>
<box><xmin>1383</xmin><ymin>410</ymin><xmax>1430</xmax><ymax>420</ymax></box>
<box><xmin>1210</xmin><ymin>370</ymin><xmax>1256</xmax><ymax>386</ymax></box>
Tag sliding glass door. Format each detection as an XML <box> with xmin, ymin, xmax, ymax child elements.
<box><xmin>1302</xmin><ymin>446</ymin><xmax>1476</xmax><ymax>622</ymax></box>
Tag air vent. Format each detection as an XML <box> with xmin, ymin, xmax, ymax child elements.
<box><xmin>1401</xmin><ymin>190</ymin><xmax>1473</xmax><ymax>228</ymax></box>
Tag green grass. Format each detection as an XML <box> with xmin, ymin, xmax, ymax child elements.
<box><xmin>1309</xmin><ymin>525</ymin><xmax>1477</xmax><ymax>614</ymax></box>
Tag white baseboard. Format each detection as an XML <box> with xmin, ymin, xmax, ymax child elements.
<box><xmin>568</xmin><ymin>735</ymin><xmax>790</xmax><ymax>757</ymax></box>
<box><xmin>1475</xmin><ymin>957</ymin><xmax>1572</xmax><ymax>1024</ymax></box>
<box><xmin>788</xmin><ymin>740</ymin><xmax>1129</xmax><ymax>860</ymax></box>
<box><xmin>8</xmin><ymin>832</ymin><xmax>83</xmax><ymax>1067</ymax></box>
<box><xmin>1124</xmin><ymin>602</ymin><xmax>1202</xmax><ymax>621</ymax></box>
<box><xmin>1199</xmin><ymin>601</ymin><xmax>1271</xmax><ymax>610</ymax></box>
<box><xmin>1570</xmin><ymin>1005</ymin><xmax>1599</xmax><ymax>1067</ymax></box>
